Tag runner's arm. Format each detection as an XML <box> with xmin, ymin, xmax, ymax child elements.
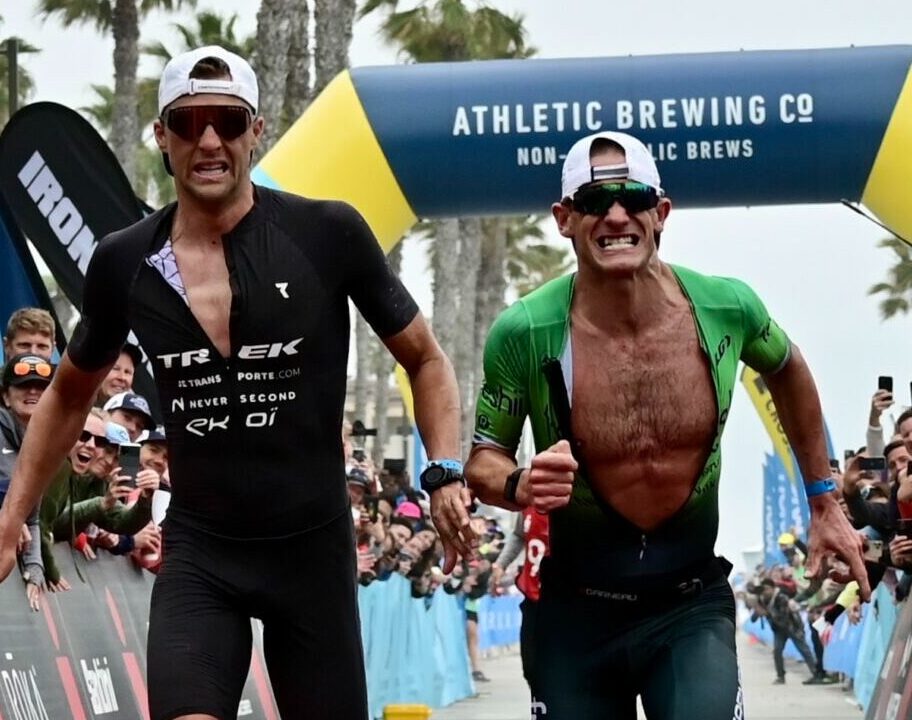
<box><xmin>763</xmin><ymin>348</ymin><xmax>869</xmax><ymax>600</ymax></box>
<box><xmin>383</xmin><ymin>313</ymin><xmax>460</xmax><ymax>461</ymax></box>
<box><xmin>383</xmin><ymin>313</ymin><xmax>474</xmax><ymax>570</ymax></box>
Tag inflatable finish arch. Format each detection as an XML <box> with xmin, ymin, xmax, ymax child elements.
<box><xmin>253</xmin><ymin>44</ymin><xmax>912</xmax><ymax>251</ymax></box>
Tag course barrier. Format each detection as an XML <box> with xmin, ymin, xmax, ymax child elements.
<box><xmin>852</xmin><ymin>584</ymin><xmax>898</xmax><ymax>712</ymax></box>
<box><xmin>359</xmin><ymin>575</ymin><xmax>474</xmax><ymax>719</ymax></box>
<box><xmin>0</xmin><ymin>546</ymin><xmax>480</xmax><ymax>720</ymax></box>
<box><xmin>477</xmin><ymin>593</ymin><xmax>522</xmax><ymax>651</ymax></box>
<box><xmin>864</xmin><ymin>590</ymin><xmax>912</xmax><ymax>719</ymax></box>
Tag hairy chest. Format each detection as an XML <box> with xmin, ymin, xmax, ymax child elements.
<box><xmin>570</xmin><ymin>313</ymin><xmax>718</xmax><ymax>463</ymax></box>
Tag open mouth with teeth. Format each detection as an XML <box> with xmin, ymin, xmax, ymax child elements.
<box><xmin>74</xmin><ymin>449</ymin><xmax>95</xmax><ymax>466</ymax></box>
<box><xmin>193</xmin><ymin>161</ymin><xmax>230</xmax><ymax>178</ymax></box>
<box><xmin>595</xmin><ymin>234</ymin><xmax>639</xmax><ymax>250</ymax></box>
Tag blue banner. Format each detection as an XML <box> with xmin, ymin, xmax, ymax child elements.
<box><xmin>478</xmin><ymin>594</ymin><xmax>522</xmax><ymax>651</ymax></box>
<box><xmin>0</xmin><ymin>199</ymin><xmax>60</xmax><ymax>361</ymax></box>
<box><xmin>824</xmin><ymin>606</ymin><xmax>867</xmax><ymax>678</ymax></box>
<box><xmin>853</xmin><ymin>584</ymin><xmax>899</xmax><ymax>711</ymax></box>
<box><xmin>763</xmin><ymin>453</ymin><xmax>811</xmax><ymax>566</ymax></box>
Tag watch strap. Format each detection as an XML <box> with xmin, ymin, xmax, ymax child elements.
<box><xmin>426</xmin><ymin>458</ymin><xmax>464</xmax><ymax>474</ymax></box>
<box><xmin>504</xmin><ymin>467</ymin><xmax>524</xmax><ymax>504</ymax></box>
<box><xmin>804</xmin><ymin>478</ymin><xmax>837</xmax><ymax>497</ymax></box>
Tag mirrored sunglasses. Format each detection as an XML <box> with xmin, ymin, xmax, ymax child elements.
<box><xmin>165</xmin><ymin>105</ymin><xmax>252</xmax><ymax>142</ymax></box>
<box><xmin>571</xmin><ymin>182</ymin><xmax>660</xmax><ymax>216</ymax></box>
<box><xmin>12</xmin><ymin>360</ymin><xmax>53</xmax><ymax>378</ymax></box>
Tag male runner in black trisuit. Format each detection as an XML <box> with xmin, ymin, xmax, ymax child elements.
<box><xmin>0</xmin><ymin>46</ymin><xmax>474</xmax><ymax>720</ymax></box>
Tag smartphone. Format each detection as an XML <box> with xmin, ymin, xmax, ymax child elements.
<box><xmin>896</xmin><ymin>519</ymin><xmax>912</xmax><ymax>536</ymax></box>
<box><xmin>364</xmin><ymin>496</ymin><xmax>379</xmax><ymax>523</ymax></box>
<box><xmin>844</xmin><ymin>449</ymin><xmax>855</xmax><ymax>463</ymax></box>
<box><xmin>118</xmin><ymin>443</ymin><xmax>141</xmax><ymax>487</ymax></box>
<box><xmin>858</xmin><ymin>456</ymin><xmax>887</xmax><ymax>472</ymax></box>
<box><xmin>828</xmin><ymin>458</ymin><xmax>840</xmax><ymax>471</ymax></box>
<box><xmin>878</xmin><ymin>376</ymin><xmax>894</xmax><ymax>394</ymax></box>
<box><xmin>863</xmin><ymin>538</ymin><xmax>884</xmax><ymax>563</ymax></box>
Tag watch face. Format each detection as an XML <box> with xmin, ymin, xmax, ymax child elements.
<box><xmin>422</xmin><ymin>465</ymin><xmax>447</xmax><ymax>487</ymax></box>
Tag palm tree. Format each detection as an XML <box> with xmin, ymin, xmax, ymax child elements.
<box><xmin>0</xmin><ymin>22</ymin><xmax>40</xmax><ymax>125</ymax></box>
<box><xmin>143</xmin><ymin>9</ymin><xmax>253</xmax><ymax>60</ymax></box>
<box><xmin>364</xmin><ymin>0</ymin><xmax>537</xmax><ymax>453</ymax></box>
<box><xmin>39</xmin><ymin>0</ymin><xmax>196</xmax><ymax>187</ymax></box>
<box><xmin>869</xmin><ymin>236</ymin><xmax>912</xmax><ymax>319</ymax></box>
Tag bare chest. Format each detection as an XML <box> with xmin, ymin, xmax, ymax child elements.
<box><xmin>570</xmin><ymin>314</ymin><xmax>717</xmax><ymax>463</ymax></box>
<box><xmin>172</xmin><ymin>242</ymin><xmax>232</xmax><ymax>359</ymax></box>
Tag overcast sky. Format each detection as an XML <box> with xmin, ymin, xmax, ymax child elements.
<box><xmin>5</xmin><ymin>1</ymin><xmax>912</xmax><ymax>568</ymax></box>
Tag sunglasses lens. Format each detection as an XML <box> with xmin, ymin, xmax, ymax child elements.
<box><xmin>79</xmin><ymin>430</ymin><xmax>92</xmax><ymax>443</ymax></box>
<box><xmin>11</xmin><ymin>361</ymin><xmax>52</xmax><ymax>378</ymax></box>
<box><xmin>167</xmin><ymin>106</ymin><xmax>251</xmax><ymax>141</ymax></box>
<box><xmin>572</xmin><ymin>183</ymin><xmax>658</xmax><ymax>216</ymax></box>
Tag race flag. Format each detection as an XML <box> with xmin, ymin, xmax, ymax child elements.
<box><xmin>0</xmin><ymin>102</ymin><xmax>158</xmax><ymax>418</ymax></box>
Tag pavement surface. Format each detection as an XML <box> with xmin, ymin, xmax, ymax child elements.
<box><xmin>430</xmin><ymin>633</ymin><xmax>864</xmax><ymax>720</ymax></box>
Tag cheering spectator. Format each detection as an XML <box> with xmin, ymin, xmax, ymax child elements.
<box><xmin>39</xmin><ymin>413</ymin><xmax>157</xmax><ymax>589</ymax></box>
<box><xmin>0</xmin><ymin>354</ymin><xmax>54</xmax><ymax>610</ymax></box>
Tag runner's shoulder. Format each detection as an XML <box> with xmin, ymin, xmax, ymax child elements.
<box><xmin>669</xmin><ymin>263</ymin><xmax>769</xmax><ymax>310</ymax></box>
<box><xmin>258</xmin><ymin>186</ymin><xmax>368</xmax><ymax>234</ymax></box>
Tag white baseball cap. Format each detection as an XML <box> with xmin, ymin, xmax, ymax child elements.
<box><xmin>158</xmin><ymin>45</ymin><xmax>258</xmax><ymax>115</ymax></box>
<box><xmin>560</xmin><ymin>131</ymin><xmax>662</xmax><ymax>199</ymax></box>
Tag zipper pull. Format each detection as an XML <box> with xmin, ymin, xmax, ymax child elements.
<box><xmin>639</xmin><ymin>533</ymin><xmax>647</xmax><ymax>560</ymax></box>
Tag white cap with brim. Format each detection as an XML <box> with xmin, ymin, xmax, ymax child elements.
<box><xmin>561</xmin><ymin>131</ymin><xmax>662</xmax><ymax>200</ymax></box>
<box><xmin>158</xmin><ymin>45</ymin><xmax>258</xmax><ymax>115</ymax></box>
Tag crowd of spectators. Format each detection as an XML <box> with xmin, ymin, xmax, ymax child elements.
<box><xmin>741</xmin><ymin>381</ymin><xmax>912</xmax><ymax>688</ymax></box>
<box><xmin>1</xmin><ymin>307</ymin><xmax>166</xmax><ymax>610</ymax></box>
<box><xmin>341</xmin><ymin>419</ymin><xmax>507</xmax><ymax>682</ymax></box>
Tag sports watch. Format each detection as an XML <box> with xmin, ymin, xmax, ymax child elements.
<box><xmin>419</xmin><ymin>459</ymin><xmax>465</xmax><ymax>493</ymax></box>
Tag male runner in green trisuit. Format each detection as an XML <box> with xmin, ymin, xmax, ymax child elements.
<box><xmin>465</xmin><ymin>130</ymin><xmax>868</xmax><ymax>719</ymax></box>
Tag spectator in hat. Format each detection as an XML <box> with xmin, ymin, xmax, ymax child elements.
<box><xmin>96</xmin><ymin>343</ymin><xmax>142</xmax><ymax>407</ymax></box>
<box><xmin>140</xmin><ymin>429</ymin><xmax>169</xmax><ymax>485</ymax></box>
<box><xmin>347</xmin><ymin>467</ymin><xmax>370</xmax><ymax>507</ymax></box>
<box><xmin>0</xmin><ymin>354</ymin><xmax>55</xmax><ymax>609</ymax></box>
<box><xmin>103</xmin><ymin>391</ymin><xmax>154</xmax><ymax>442</ymax></box>
<box><xmin>2</xmin><ymin>308</ymin><xmax>55</xmax><ymax>362</ymax></box>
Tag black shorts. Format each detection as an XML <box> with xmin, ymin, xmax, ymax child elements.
<box><xmin>147</xmin><ymin>510</ymin><xmax>367</xmax><ymax>720</ymax></box>
<box><xmin>530</xmin><ymin>576</ymin><xmax>743</xmax><ymax>720</ymax></box>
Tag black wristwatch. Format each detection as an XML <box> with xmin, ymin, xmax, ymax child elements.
<box><xmin>419</xmin><ymin>459</ymin><xmax>465</xmax><ymax>493</ymax></box>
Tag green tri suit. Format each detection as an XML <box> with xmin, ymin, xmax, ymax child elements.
<box><xmin>474</xmin><ymin>264</ymin><xmax>790</xmax><ymax>720</ymax></box>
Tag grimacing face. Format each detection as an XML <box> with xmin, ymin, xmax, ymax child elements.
<box><xmin>153</xmin><ymin>93</ymin><xmax>264</xmax><ymax>209</ymax></box>
<box><xmin>551</xmin><ymin>146</ymin><xmax>670</xmax><ymax>281</ymax></box>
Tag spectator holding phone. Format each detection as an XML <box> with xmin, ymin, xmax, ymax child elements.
<box><xmin>0</xmin><ymin>355</ymin><xmax>53</xmax><ymax>610</ymax></box>
<box><xmin>39</xmin><ymin>414</ymin><xmax>156</xmax><ymax>587</ymax></box>
<box><xmin>867</xmin><ymin>377</ymin><xmax>895</xmax><ymax>457</ymax></box>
